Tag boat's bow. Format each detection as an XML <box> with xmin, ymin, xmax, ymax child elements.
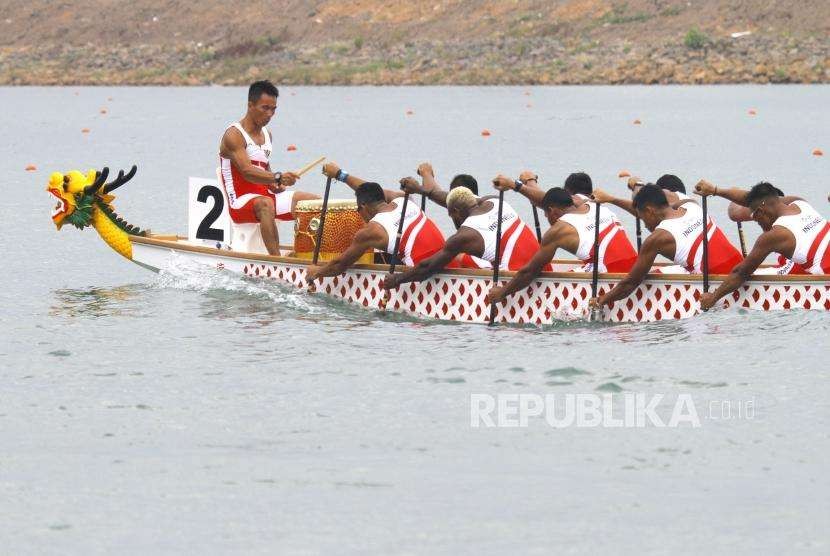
<box><xmin>46</xmin><ymin>165</ymin><xmax>147</xmax><ymax>260</ymax></box>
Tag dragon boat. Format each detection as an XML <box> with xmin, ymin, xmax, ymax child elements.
<box><xmin>47</xmin><ymin>166</ymin><xmax>830</xmax><ymax>324</ymax></box>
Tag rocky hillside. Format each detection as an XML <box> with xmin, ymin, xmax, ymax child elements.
<box><xmin>1</xmin><ymin>0</ymin><xmax>827</xmax><ymax>85</ymax></box>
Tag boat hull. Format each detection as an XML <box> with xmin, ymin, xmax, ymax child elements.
<box><xmin>130</xmin><ymin>236</ymin><xmax>830</xmax><ymax>324</ymax></box>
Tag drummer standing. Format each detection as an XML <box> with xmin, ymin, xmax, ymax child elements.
<box><xmin>218</xmin><ymin>80</ymin><xmax>319</xmax><ymax>255</ymax></box>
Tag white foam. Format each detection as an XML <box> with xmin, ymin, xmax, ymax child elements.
<box><xmin>150</xmin><ymin>253</ymin><xmax>323</xmax><ymax>314</ymax></box>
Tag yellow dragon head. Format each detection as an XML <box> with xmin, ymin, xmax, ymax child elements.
<box><xmin>47</xmin><ymin>166</ymin><xmax>136</xmax><ymax>230</ymax></box>
<box><xmin>46</xmin><ymin>165</ymin><xmax>146</xmax><ymax>260</ymax></box>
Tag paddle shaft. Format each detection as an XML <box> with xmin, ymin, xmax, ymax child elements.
<box><xmin>635</xmin><ymin>217</ymin><xmax>642</xmax><ymax>252</ymax></box>
<box><xmin>591</xmin><ymin>202</ymin><xmax>601</xmax><ymax>299</ymax></box>
<box><xmin>312</xmin><ymin>176</ymin><xmax>333</xmax><ymax>265</ymax></box>
<box><xmin>420</xmin><ymin>193</ymin><xmax>427</xmax><ymax>214</ymax></box>
<box><xmin>532</xmin><ymin>205</ymin><xmax>543</xmax><ymax>243</ymax></box>
<box><xmin>489</xmin><ymin>190</ymin><xmax>506</xmax><ymax>326</ymax></box>
<box><xmin>702</xmin><ymin>196</ymin><xmax>710</xmax><ymax>292</ymax></box>
<box><xmin>737</xmin><ymin>221</ymin><xmax>748</xmax><ymax>257</ymax></box>
<box><xmin>388</xmin><ymin>193</ymin><xmax>411</xmax><ymax>275</ymax></box>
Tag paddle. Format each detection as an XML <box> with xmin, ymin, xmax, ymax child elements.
<box><xmin>635</xmin><ymin>217</ymin><xmax>642</xmax><ymax>252</ymax></box>
<box><xmin>489</xmin><ymin>190</ymin><xmax>506</xmax><ymax>326</ymax></box>
<box><xmin>531</xmin><ymin>203</ymin><xmax>543</xmax><ymax>243</ymax></box>
<box><xmin>701</xmin><ymin>195</ymin><xmax>710</xmax><ymax>293</ymax></box>
<box><xmin>381</xmin><ymin>191</ymin><xmax>411</xmax><ymax>310</ymax></box>
<box><xmin>420</xmin><ymin>192</ymin><xmax>427</xmax><ymax>214</ymax></box>
<box><xmin>312</xmin><ymin>176</ymin><xmax>333</xmax><ymax>265</ymax></box>
<box><xmin>736</xmin><ymin>221</ymin><xmax>748</xmax><ymax>257</ymax></box>
<box><xmin>590</xmin><ymin>201</ymin><xmax>602</xmax><ymax>321</ymax></box>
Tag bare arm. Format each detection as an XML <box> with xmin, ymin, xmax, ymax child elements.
<box><xmin>492</xmin><ymin>174</ymin><xmax>545</xmax><ymax>206</ymax></box>
<box><xmin>490</xmin><ymin>223</ymin><xmax>565</xmax><ymax>302</ymax></box>
<box><xmin>598</xmin><ymin>231</ymin><xmax>672</xmax><ymax>307</ymax></box>
<box><xmin>384</xmin><ymin>229</ymin><xmax>482</xmax><ymax>288</ymax></box>
<box><xmin>702</xmin><ymin>228</ymin><xmax>793</xmax><ymax>309</ymax></box>
<box><xmin>592</xmin><ymin>188</ymin><xmax>637</xmax><ymax>217</ymax></box>
<box><xmin>306</xmin><ymin>224</ymin><xmax>387</xmax><ymax>282</ymax></box>
<box><xmin>322</xmin><ymin>162</ymin><xmax>403</xmax><ymax>201</ymax></box>
<box><xmin>220</xmin><ymin>128</ymin><xmax>279</xmax><ymax>186</ymax></box>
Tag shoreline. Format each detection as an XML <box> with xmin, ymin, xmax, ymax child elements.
<box><xmin>3</xmin><ymin>36</ymin><xmax>827</xmax><ymax>87</ymax></box>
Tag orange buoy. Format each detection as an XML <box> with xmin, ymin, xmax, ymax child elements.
<box><xmin>287</xmin><ymin>145</ymin><xmax>297</xmax><ymax>151</ymax></box>
<box><xmin>81</xmin><ymin>128</ymin><xmax>90</xmax><ymax>134</ymax></box>
<box><xmin>100</xmin><ymin>108</ymin><xmax>108</xmax><ymax>114</ymax></box>
<box><xmin>481</xmin><ymin>129</ymin><xmax>491</xmax><ymax>137</ymax></box>
<box><xmin>25</xmin><ymin>164</ymin><xmax>37</xmax><ymax>172</ymax></box>
<box><xmin>748</xmin><ymin>109</ymin><xmax>757</xmax><ymax>115</ymax></box>
<box><xmin>813</xmin><ymin>148</ymin><xmax>824</xmax><ymax>156</ymax></box>
<box><xmin>618</xmin><ymin>170</ymin><xmax>631</xmax><ymax>178</ymax></box>
<box><xmin>633</xmin><ymin>119</ymin><xmax>642</xmax><ymax>125</ymax></box>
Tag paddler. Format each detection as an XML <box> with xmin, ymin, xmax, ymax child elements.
<box><xmin>305</xmin><ymin>163</ymin><xmax>447</xmax><ymax>283</ymax></box>
<box><xmin>218</xmin><ymin>80</ymin><xmax>319</xmax><ymax>255</ymax></box>
<box><xmin>708</xmin><ymin>180</ymin><xmax>807</xmax><ymax>275</ymax></box>
<box><xmin>487</xmin><ymin>173</ymin><xmax>637</xmax><ymax>305</ymax></box>
<box><xmin>382</xmin><ymin>186</ymin><xmax>541</xmax><ymax>292</ymax></box>
<box><xmin>696</xmin><ymin>181</ymin><xmax>830</xmax><ymax>310</ymax></box>
<box><xmin>590</xmin><ymin>184</ymin><xmax>743</xmax><ymax>311</ymax></box>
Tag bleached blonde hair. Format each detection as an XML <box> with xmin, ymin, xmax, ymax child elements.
<box><xmin>446</xmin><ymin>186</ymin><xmax>478</xmax><ymax>212</ymax></box>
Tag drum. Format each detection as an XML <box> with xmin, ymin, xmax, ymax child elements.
<box><xmin>293</xmin><ymin>199</ymin><xmax>373</xmax><ymax>263</ymax></box>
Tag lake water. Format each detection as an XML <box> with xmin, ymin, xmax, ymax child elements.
<box><xmin>2</xmin><ymin>86</ymin><xmax>829</xmax><ymax>555</ymax></box>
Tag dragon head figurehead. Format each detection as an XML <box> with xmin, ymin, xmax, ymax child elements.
<box><xmin>46</xmin><ymin>165</ymin><xmax>146</xmax><ymax>259</ymax></box>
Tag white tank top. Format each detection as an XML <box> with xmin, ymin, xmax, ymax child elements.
<box><xmin>370</xmin><ymin>201</ymin><xmax>427</xmax><ymax>265</ymax></box>
<box><xmin>219</xmin><ymin>123</ymin><xmax>273</xmax><ymax>206</ymax></box>
<box><xmin>558</xmin><ymin>202</ymin><xmax>621</xmax><ymax>263</ymax></box>
<box><xmin>656</xmin><ymin>203</ymin><xmax>712</xmax><ymax>270</ymax></box>
<box><xmin>225</xmin><ymin>122</ymin><xmax>271</xmax><ymax>165</ymax></box>
<box><xmin>462</xmin><ymin>200</ymin><xmax>520</xmax><ymax>265</ymax></box>
<box><xmin>772</xmin><ymin>201</ymin><xmax>830</xmax><ymax>272</ymax></box>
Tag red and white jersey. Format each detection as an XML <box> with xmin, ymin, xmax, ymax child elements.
<box><xmin>219</xmin><ymin>123</ymin><xmax>272</xmax><ymax>209</ymax></box>
<box><xmin>657</xmin><ymin>202</ymin><xmax>743</xmax><ymax>274</ymax></box>
<box><xmin>371</xmin><ymin>201</ymin><xmax>445</xmax><ymax>266</ymax></box>
<box><xmin>460</xmin><ymin>200</ymin><xmax>540</xmax><ymax>270</ymax></box>
<box><xmin>558</xmin><ymin>202</ymin><xmax>637</xmax><ymax>273</ymax></box>
<box><xmin>772</xmin><ymin>200</ymin><xmax>830</xmax><ymax>274</ymax></box>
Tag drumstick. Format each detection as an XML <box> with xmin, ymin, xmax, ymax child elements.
<box><xmin>293</xmin><ymin>156</ymin><xmax>326</xmax><ymax>177</ymax></box>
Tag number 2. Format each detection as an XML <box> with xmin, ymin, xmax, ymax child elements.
<box><xmin>196</xmin><ymin>185</ymin><xmax>225</xmax><ymax>241</ymax></box>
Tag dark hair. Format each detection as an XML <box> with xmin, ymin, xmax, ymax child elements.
<box><xmin>450</xmin><ymin>174</ymin><xmax>478</xmax><ymax>195</ymax></box>
<box><xmin>248</xmin><ymin>80</ymin><xmax>279</xmax><ymax>103</ymax></box>
<box><xmin>355</xmin><ymin>182</ymin><xmax>385</xmax><ymax>206</ymax></box>
<box><xmin>746</xmin><ymin>182</ymin><xmax>784</xmax><ymax>206</ymax></box>
<box><xmin>563</xmin><ymin>172</ymin><xmax>592</xmax><ymax>195</ymax></box>
<box><xmin>656</xmin><ymin>174</ymin><xmax>686</xmax><ymax>194</ymax></box>
<box><xmin>633</xmin><ymin>184</ymin><xmax>669</xmax><ymax>211</ymax></box>
<box><xmin>540</xmin><ymin>187</ymin><xmax>575</xmax><ymax>209</ymax></box>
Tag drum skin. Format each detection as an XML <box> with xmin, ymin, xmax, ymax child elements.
<box><xmin>294</xmin><ymin>199</ymin><xmax>373</xmax><ymax>263</ymax></box>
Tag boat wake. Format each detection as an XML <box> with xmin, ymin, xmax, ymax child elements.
<box><xmin>150</xmin><ymin>253</ymin><xmax>327</xmax><ymax>315</ymax></box>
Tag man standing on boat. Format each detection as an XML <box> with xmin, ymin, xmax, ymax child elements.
<box><xmin>590</xmin><ymin>184</ymin><xmax>743</xmax><ymax>310</ymax></box>
<box><xmin>219</xmin><ymin>80</ymin><xmax>319</xmax><ymax>255</ymax></box>
<box><xmin>382</xmin><ymin>186</ymin><xmax>542</xmax><ymax>291</ymax></box>
<box><xmin>487</xmin><ymin>174</ymin><xmax>637</xmax><ymax>305</ymax></box>
<box><xmin>695</xmin><ymin>181</ymin><xmax>830</xmax><ymax>310</ymax></box>
<box><xmin>305</xmin><ymin>163</ymin><xmax>447</xmax><ymax>282</ymax></box>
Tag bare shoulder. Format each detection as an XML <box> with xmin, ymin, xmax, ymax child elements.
<box><xmin>357</xmin><ymin>222</ymin><xmax>389</xmax><ymax>247</ymax></box>
<box><xmin>220</xmin><ymin>126</ymin><xmax>245</xmax><ymax>154</ymax></box>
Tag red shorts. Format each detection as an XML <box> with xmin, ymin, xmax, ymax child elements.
<box><xmin>228</xmin><ymin>190</ymin><xmax>295</xmax><ymax>224</ymax></box>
